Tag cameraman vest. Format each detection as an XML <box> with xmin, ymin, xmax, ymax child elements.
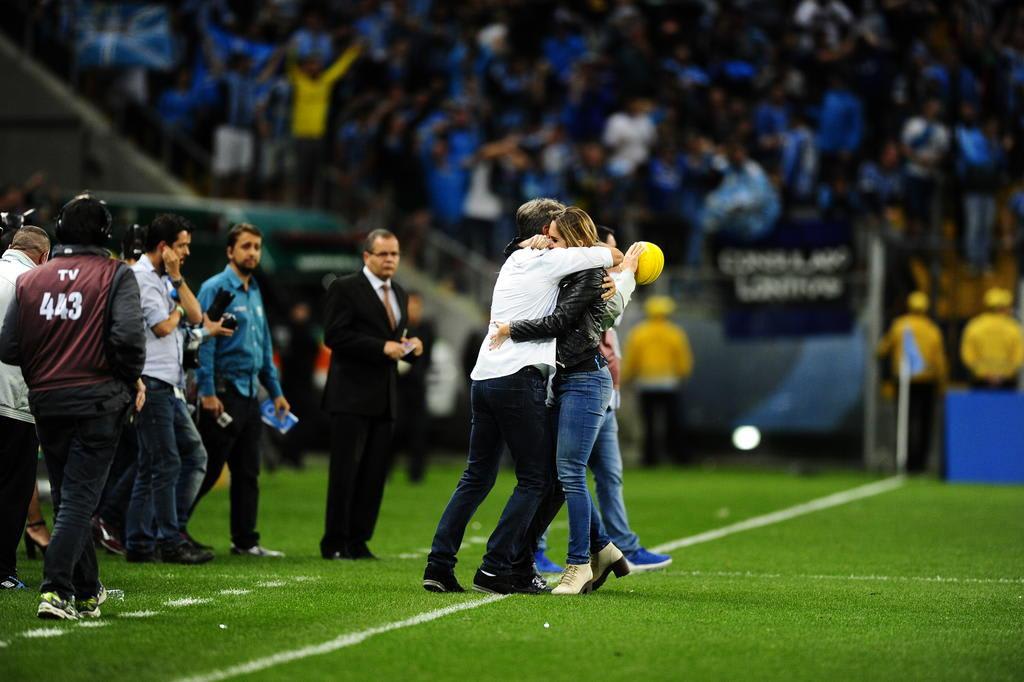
<box><xmin>15</xmin><ymin>249</ymin><xmax>122</xmax><ymax>392</ymax></box>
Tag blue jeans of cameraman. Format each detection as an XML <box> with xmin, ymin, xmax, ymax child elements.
<box><xmin>553</xmin><ymin>364</ymin><xmax>614</xmax><ymax>566</ymax></box>
<box><xmin>126</xmin><ymin>377</ymin><xmax>208</xmax><ymax>553</ymax></box>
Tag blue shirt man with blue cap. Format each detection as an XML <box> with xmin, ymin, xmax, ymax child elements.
<box><xmin>190</xmin><ymin>223</ymin><xmax>290</xmax><ymax>557</ymax></box>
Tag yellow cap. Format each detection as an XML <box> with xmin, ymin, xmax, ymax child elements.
<box><xmin>645</xmin><ymin>295</ymin><xmax>676</xmax><ymax>317</ymax></box>
<box><xmin>984</xmin><ymin>287</ymin><xmax>1013</xmax><ymax>310</ymax></box>
<box><xmin>907</xmin><ymin>291</ymin><xmax>929</xmax><ymax>313</ymax></box>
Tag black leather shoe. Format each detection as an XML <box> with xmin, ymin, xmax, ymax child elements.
<box><xmin>322</xmin><ymin>549</ymin><xmax>351</xmax><ymax>560</ymax></box>
<box><xmin>422</xmin><ymin>565</ymin><xmax>465</xmax><ymax>593</ymax></box>
<box><xmin>160</xmin><ymin>543</ymin><xmax>214</xmax><ymax>565</ymax></box>
<box><xmin>471</xmin><ymin>569</ymin><xmax>536</xmax><ymax>594</ymax></box>
<box><xmin>180</xmin><ymin>531</ymin><xmax>213</xmax><ymax>551</ymax></box>
<box><xmin>347</xmin><ymin>543</ymin><xmax>377</xmax><ymax>560</ymax></box>
<box><xmin>126</xmin><ymin>550</ymin><xmax>156</xmax><ymax>563</ymax></box>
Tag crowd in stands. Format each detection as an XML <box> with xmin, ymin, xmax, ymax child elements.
<box><xmin>20</xmin><ymin>0</ymin><xmax>1024</xmax><ymax>271</ymax></box>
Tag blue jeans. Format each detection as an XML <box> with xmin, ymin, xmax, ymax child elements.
<box><xmin>963</xmin><ymin>193</ymin><xmax>996</xmax><ymax>270</ymax></box>
<box><xmin>35</xmin><ymin>409</ymin><xmax>127</xmax><ymax>599</ymax></box>
<box><xmin>589</xmin><ymin>408</ymin><xmax>641</xmax><ymax>554</ymax></box>
<box><xmin>127</xmin><ymin>378</ymin><xmax>208</xmax><ymax>553</ymax></box>
<box><xmin>428</xmin><ymin>366</ymin><xmax>550</xmax><ymax>575</ymax></box>
<box><xmin>553</xmin><ymin>367</ymin><xmax>613</xmax><ymax>565</ymax></box>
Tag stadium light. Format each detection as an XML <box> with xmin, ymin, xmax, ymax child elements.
<box><xmin>732</xmin><ymin>426</ymin><xmax>761</xmax><ymax>451</ymax></box>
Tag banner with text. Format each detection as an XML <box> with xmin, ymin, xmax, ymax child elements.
<box><xmin>714</xmin><ymin>219</ymin><xmax>855</xmax><ymax>338</ymax></box>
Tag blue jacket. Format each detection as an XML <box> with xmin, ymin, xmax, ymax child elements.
<box><xmin>196</xmin><ymin>265</ymin><xmax>282</xmax><ymax>399</ymax></box>
<box><xmin>817</xmin><ymin>89</ymin><xmax>863</xmax><ymax>154</ymax></box>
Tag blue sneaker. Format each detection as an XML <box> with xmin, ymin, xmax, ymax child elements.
<box><xmin>624</xmin><ymin>548</ymin><xmax>672</xmax><ymax>572</ymax></box>
<box><xmin>534</xmin><ymin>550</ymin><xmax>563</xmax><ymax>574</ymax></box>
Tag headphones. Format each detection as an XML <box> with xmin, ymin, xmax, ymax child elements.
<box><xmin>55</xmin><ymin>193</ymin><xmax>113</xmax><ymax>242</ymax></box>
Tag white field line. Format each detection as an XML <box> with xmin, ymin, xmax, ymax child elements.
<box><xmin>666</xmin><ymin>569</ymin><xmax>1024</xmax><ymax>586</ymax></box>
<box><xmin>78</xmin><ymin>621</ymin><xmax>110</xmax><ymax>628</ymax></box>
<box><xmin>256</xmin><ymin>581</ymin><xmax>287</xmax><ymax>588</ymax></box>
<box><xmin>650</xmin><ymin>476</ymin><xmax>906</xmax><ymax>554</ymax></box>
<box><xmin>164</xmin><ymin>597</ymin><xmax>212</xmax><ymax>608</ymax></box>
<box><xmin>21</xmin><ymin>628</ymin><xmax>67</xmax><ymax>639</ymax></box>
<box><xmin>119</xmin><ymin>610</ymin><xmax>158</xmax><ymax>618</ymax></box>
<box><xmin>177</xmin><ymin>477</ymin><xmax>906</xmax><ymax>682</ymax></box>
<box><xmin>219</xmin><ymin>589</ymin><xmax>252</xmax><ymax>596</ymax></box>
<box><xmin>174</xmin><ymin>595</ymin><xmax>509</xmax><ymax>682</ymax></box>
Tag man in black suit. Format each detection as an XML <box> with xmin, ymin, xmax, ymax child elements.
<box><xmin>321</xmin><ymin>229</ymin><xmax>423</xmax><ymax>559</ymax></box>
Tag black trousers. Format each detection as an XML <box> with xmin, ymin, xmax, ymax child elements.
<box><xmin>35</xmin><ymin>409</ymin><xmax>126</xmax><ymax>599</ymax></box>
<box><xmin>907</xmin><ymin>383</ymin><xmax>936</xmax><ymax>474</ymax></box>
<box><xmin>97</xmin><ymin>420</ymin><xmax>138</xmax><ymax>529</ymax></box>
<box><xmin>321</xmin><ymin>412</ymin><xmax>394</xmax><ymax>557</ymax></box>
<box><xmin>193</xmin><ymin>390</ymin><xmax>262</xmax><ymax>549</ymax></box>
<box><xmin>640</xmin><ymin>390</ymin><xmax>684</xmax><ymax>466</ymax></box>
<box><xmin>0</xmin><ymin>416</ymin><xmax>39</xmax><ymax>578</ymax></box>
<box><xmin>395</xmin><ymin>386</ymin><xmax>429</xmax><ymax>482</ymax></box>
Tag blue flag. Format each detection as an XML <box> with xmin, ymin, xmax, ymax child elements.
<box><xmin>902</xmin><ymin>327</ymin><xmax>925</xmax><ymax>377</ymax></box>
<box><xmin>75</xmin><ymin>3</ymin><xmax>175</xmax><ymax>70</ymax></box>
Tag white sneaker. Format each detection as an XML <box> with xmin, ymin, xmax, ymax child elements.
<box><xmin>590</xmin><ymin>543</ymin><xmax>630</xmax><ymax>592</ymax></box>
<box><xmin>551</xmin><ymin>563</ymin><xmax>594</xmax><ymax>595</ymax></box>
<box><xmin>230</xmin><ymin>544</ymin><xmax>285</xmax><ymax>558</ymax></box>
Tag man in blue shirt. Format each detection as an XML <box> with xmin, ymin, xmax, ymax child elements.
<box><xmin>190</xmin><ymin>223</ymin><xmax>290</xmax><ymax>557</ymax></box>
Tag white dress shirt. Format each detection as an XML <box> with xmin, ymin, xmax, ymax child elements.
<box><xmin>470</xmin><ymin>246</ymin><xmax>613</xmax><ymax>381</ymax></box>
<box><xmin>363</xmin><ymin>265</ymin><xmax>401</xmax><ymax>327</ymax></box>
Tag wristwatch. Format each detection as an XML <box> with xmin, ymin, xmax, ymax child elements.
<box><xmin>171</xmin><ymin>278</ymin><xmax>184</xmax><ymax>289</ymax></box>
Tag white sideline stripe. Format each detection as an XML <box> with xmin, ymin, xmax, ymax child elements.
<box><xmin>21</xmin><ymin>628</ymin><xmax>67</xmax><ymax>639</ymax></box>
<box><xmin>173</xmin><ymin>477</ymin><xmax>902</xmax><ymax>682</ymax></box>
<box><xmin>667</xmin><ymin>569</ymin><xmax>1024</xmax><ymax>586</ymax></box>
<box><xmin>78</xmin><ymin>621</ymin><xmax>109</xmax><ymax>628</ymax></box>
<box><xmin>650</xmin><ymin>476</ymin><xmax>906</xmax><ymax>554</ymax></box>
<box><xmin>165</xmin><ymin>597</ymin><xmax>212</xmax><ymax>608</ymax></box>
<box><xmin>174</xmin><ymin>595</ymin><xmax>509</xmax><ymax>682</ymax></box>
<box><xmin>119</xmin><ymin>610</ymin><xmax>158</xmax><ymax>618</ymax></box>
<box><xmin>219</xmin><ymin>589</ymin><xmax>252</xmax><ymax>596</ymax></box>
<box><xmin>256</xmin><ymin>581</ymin><xmax>287</xmax><ymax>588</ymax></box>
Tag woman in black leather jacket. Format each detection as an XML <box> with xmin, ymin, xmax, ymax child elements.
<box><xmin>489</xmin><ymin>207</ymin><xmax>632</xmax><ymax>594</ymax></box>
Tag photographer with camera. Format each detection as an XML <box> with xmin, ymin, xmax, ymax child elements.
<box><xmin>125</xmin><ymin>214</ymin><xmax>233</xmax><ymax>564</ymax></box>
<box><xmin>189</xmin><ymin>223</ymin><xmax>290</xmax><ymax>557</ymax></box>
<box><xmin>0</xmin><ymin>194</ymin><xmax>146</xmax><ymax>619</ymax></box>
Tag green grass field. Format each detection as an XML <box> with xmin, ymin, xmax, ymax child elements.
<box><xmin>1</xmin><ymin>461</ymin><xmax>1022</xmax><ymax>681</ymax></box>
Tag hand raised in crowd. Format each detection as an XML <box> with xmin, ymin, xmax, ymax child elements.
<box><xmin>134</xmin><ymin>378</ymin><xmax>146</xmax><ymax>413</ymax></box>
<box><xmin>384</xmin><ymin>340</ymin><xmax>407</xmax><ymax>360</ymax></box>
<box><xmin>601</xmin><ymin>274</ymin><xmax>617</xmax><ymax>301</ymax></box>
<box><xmin>520</xmin><ymin>234</ymin><xmax>553</xmax><ymax>250</ymax></box>
<box><xmin>488</xmin><ymin>322</ymin><xmax>511</xmax><ymax>350</ymax></box>
<box><xmin>202</xmin><ymin>313</ymin><xmax>235</xmax><ymax>337</ymax></box>
<box><xmin>620</xmin><ymin>242</ymin><xmax>647</xmax><ymax>275</ymax></box>
<box><xmin>273</xmin><ymin>395</ymin><xmax>290</xmax><ymax>418</ymax></box>
<box><xmin>201</xmin><ymin>395</ymin><xmax>225</xmax><ymax>418</ymax></box>
<box><xmin>161</xmin><ymin>245</ymin><xmax>182</xmax><ymax>280</ymax></box>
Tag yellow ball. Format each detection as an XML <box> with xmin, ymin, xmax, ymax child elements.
<box><xmin>635</xmin><ymin>241</ymin><xmax>665</xmax><ymax>285</ymax></box>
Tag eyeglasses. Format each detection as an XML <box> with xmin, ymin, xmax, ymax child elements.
<box><xmin>369</xmin><ymin>251</ymin><xmax>401</xmax><ymax>258</ymax></box>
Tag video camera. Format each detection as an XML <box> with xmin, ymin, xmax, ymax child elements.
<box><xmin>206</xmin><ymin>289</ymin><xmax>238</xmax><ymax>331</ymax></box>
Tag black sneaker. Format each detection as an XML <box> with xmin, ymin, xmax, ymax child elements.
<box><xmin>422</xmin><ymin>566</ymin><xmax>464</xmax><ymax>593</ymax></box>
<box><xmin>472</xmin><ymin>569</ymin><xmax>544</xmax><ymax>595</ymax></box>
<box><xmin>126</xmin><ymin>550</ymin><xmax>157</xmax><ymax>563</ymax></box>
<box><xmin>160</xmin><ymin>544</ymin><xmax>214</xmax><ymax>565</ymax></box>
<box><xmin>516</xmin><ymin>572</ymin><xmax>551</xmax><ymax>593</ymax></box>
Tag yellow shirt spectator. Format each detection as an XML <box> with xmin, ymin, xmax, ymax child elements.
<box><xmin>877</xmin><ymin>313</ymin><xmax>947</xmax><ymax>385</ymax></box>
<box><xmin>960</xmin><ymin>312</ymin><xmax>1024</xmax><ymax>382</ymax></box>
<box><xmin>289</xmin><ymin>44</ymin><xmax>361</xmax><ymax>139</ymax></box>
<box><xmin>621</xmin><ymin>318</ymin><xmax>693</xmax><ymax>389</ymax></box>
